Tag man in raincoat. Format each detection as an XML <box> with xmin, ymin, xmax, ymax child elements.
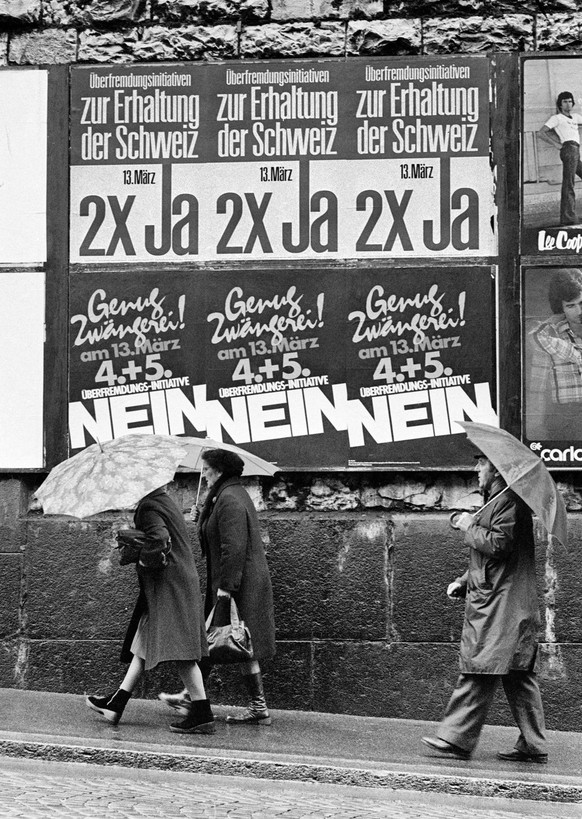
<box><xmin>421</xmin><ymin>455</ymin><xmax>548</xmax><ymax>763</ymax></box>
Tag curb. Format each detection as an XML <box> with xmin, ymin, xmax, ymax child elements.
<box><xmin>1</xmin><ymin>738</ymin><xmax>581</xmax><ymax>804</ymax></box>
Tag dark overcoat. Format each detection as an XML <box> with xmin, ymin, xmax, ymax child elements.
<box><xmin>121</xmin><ymin>487</ymin><xmax>207</xmax><ymax>672</ymax></box>
<box><xmin>456</xmin><ymin>477</ymin><xmax>540</xmax><ymax>675</ymax></box>
<box><xmin>199</xmin><ymin>478</ymin><xmax>275</xmax><ymax>661</ymax></box>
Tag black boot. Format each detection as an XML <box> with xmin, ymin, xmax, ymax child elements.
<box><xmin>169</xmin><ymin>698</ymin><xmax>216</xmax><ymax>734</ymax></box>
<box><xmin>226</xmin><ymin>672</ymin><xmax>271</xmax><ymax>726</ymax></box>
<box><xmin>85</xmin><ymin>688</ymin><xmax>131</xmax><ymax>726</ymax></box>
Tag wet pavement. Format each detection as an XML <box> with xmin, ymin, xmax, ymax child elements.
<box><xmin>0</xmin><ymin>687</ymin><xmax>581</xmax><ymax>807</ymax></box>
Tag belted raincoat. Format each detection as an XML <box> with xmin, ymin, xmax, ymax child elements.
<box><xmin>455</xmin><ymin>477</ymin><xmax>540</xmax><ymax>675</ymax></box>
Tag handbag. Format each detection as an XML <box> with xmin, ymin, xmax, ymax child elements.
<box><xmin>116</xmin><ymin>528</ymin><xmax>148</xmax><ymax>565</ymax></box>
<box><xmin>115</xmin><ymin>527</ymin><xmax>171</xmax><ymax>570</ymax></box>
<box><xmin>205</xmin><ymin>598</ymin><xmax>253</xmax><ymax>664</ymax></box>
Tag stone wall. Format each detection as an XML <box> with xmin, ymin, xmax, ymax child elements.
<box><xmin>2</xmin><ymin>0</ymin><xmax>582</xmax><ymax>730</ymax></box>
<box><xmin>2</xmin><ymin>470</ymin><xmax>582</xmax><ymax>731</ymax></box>
<box><xmin>1</xmin><ymin>0</ymin><xmax>582</xmax><ymax>66</ymax></box>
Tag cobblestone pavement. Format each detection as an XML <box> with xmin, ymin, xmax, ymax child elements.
<box><xmin>0</xmin><ymin>757</ymin><xmax>581</xmax><ymax>819</ymax></box>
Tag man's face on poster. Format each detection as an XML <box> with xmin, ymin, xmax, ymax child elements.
<box><xmin>562</xmin><ymin>290</ymin><xmax>582</xmax><ymax>329</ymax></box>
<box><xmin>560</xmin><ymin>96</ymin><xmax>575</xmax><ymax>114</ymax></box>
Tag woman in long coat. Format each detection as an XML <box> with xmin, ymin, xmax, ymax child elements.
<box><xmin>198</xmin><ymin>448</ymin><xmax>276</xmax><ymax>725</ymax></box>
<box><xmin>85</xmin><ymin>485</ymin><xmax>215</xmax><ymax>734</ymax></box>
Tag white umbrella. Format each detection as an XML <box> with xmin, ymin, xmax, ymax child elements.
<box><xmin>35</xmin><ymin>434</ymin><xmax>188</xmax><ymax>518</ymax></box>
<box><xmin>176</xmin><ymin>436</ymin><xmax>278</xmax><ymax>506</ymax></box>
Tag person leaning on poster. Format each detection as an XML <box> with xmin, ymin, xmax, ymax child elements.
<box><xmin>538</xmin><ymin>91</ymin><xmax>582</xmax><ymax>226</ymax></box>
<box><xmin>527</xmin><ymin>268</ymin><xmax>582</xmax><ymax>440</ymax></box>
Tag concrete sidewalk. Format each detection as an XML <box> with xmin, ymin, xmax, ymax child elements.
<box><xmin>0</xmin><ymin>688</ymin><xmax>581</xmax><ymax>804</ymax></box>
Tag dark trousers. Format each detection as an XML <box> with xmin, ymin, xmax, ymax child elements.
<box><xmin>560</xmin><ymin>141</ymin><xmax>582</xmax><ymax>225</ymax></box>
<box><xmin>438</xmin><ymin>671</ymin><xmax>547</xmax><ymax>754</ymax></box>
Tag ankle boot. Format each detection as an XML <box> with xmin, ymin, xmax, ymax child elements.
<box><xmin>226</xmin><ymin>672</ymin><xmax>271</xmax><ymax>726</ymax></box>
<box><xmin>158</xmin><ymin>688</ymin><xmax>191</xmax><ymax>715</ymax></box>
<box><xmin>85</xmin><ymin>688</ymin><xmax>131</xmax><ymax>725</ymax></box>
<box><xmin>169</xmin><ymin>698</ymin><xmax>216</xmax><ymax>734</ymax></box>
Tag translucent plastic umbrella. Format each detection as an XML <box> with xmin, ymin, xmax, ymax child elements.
<box><xmin>177</xmin><ymin>436</ymin><xmax>278</xmax><ymax>505</ymax></box>
<box><xmin>458</xmin><ymin>421</ymin><xmax>568</xmax><ymax>551</ymax></box>
<box><xmin>35</xmin><ymin>434</ymin><xmax>188</xmax><ymax>518</ymax></box>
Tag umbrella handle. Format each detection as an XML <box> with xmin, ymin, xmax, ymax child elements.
<box><xmin>194</xmin><ymin>471</ymin><xmax>203</xmax><ymax>508</ymax></box>
<box><xmin>449</xmin><ymin>511</ymin><xmax>463</xmax><ymax>530</ymax></box>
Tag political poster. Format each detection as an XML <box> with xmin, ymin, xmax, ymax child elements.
<box><xmin>68</xmin><ymin>270</ymin><xmax>207</xmax><ymax>454</ymax></box>
<box><xmin>522</xmin><ymin>265</ymin><xmax>582</xmax><ymax>468</ymax></box>
<box><xmin>70</xmin><ymin>57</ymin><xmax>496</xmax><ymax>264</ymax></box>
<box><xmin>522</xmin><ymin>56</ymin><xmax>582</xmax><ymax>257</ymax></box>
<box><xmin>69</xmin><ymin>268</ymin><xmax>497</xmax><ymax>468</ymax></box>
<box><xmin>345</xmin><ymin>267</ymin><xmax>497</xmax><ymax>467</ymax></box>
<box><xmin>203</xmin><ymin>270</ymin><xmax>347</xmax><ymax>467</ymax></box>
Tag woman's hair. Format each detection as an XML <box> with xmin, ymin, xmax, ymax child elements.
<box><xmin>548</xmin><ymin>268</ymin><xmax>582</xmax><ymax>313</ymax></box>
<box><xmin>202</xmin><ymin>448</ymin><xmax>244</xmax><ymax>478</ymax></box>
<box><xmin>556</xmin><ymin>91</ymin><xmax>575</xmax><ymax>110</ymax></box>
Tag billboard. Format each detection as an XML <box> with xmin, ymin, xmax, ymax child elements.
<box><xmin>70</xmin><ymin>57</ymin><xmax>496</xmax><ymax>263</ymax></box>
<box><xmin>522</xmin><ymin>56</ymin><xmax>582</xmax><ymax>257</ymax></box>
<box><xmin>69</xmin><ymin>267</ymin><xmax>497</xmax><ymax>468</ymax></box>
<box><xmin>522</xmin><ymin>265</ymin><xmax>582</xmax><ymax>468</ymax></box>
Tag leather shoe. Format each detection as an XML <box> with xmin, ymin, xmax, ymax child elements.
<box><xmin>421</xmin><ymin>736</ymin><xmax>471</xmax><ymax>759</ymax></box>
<box><xmin>497</xmin><ymin>749</ymin><xmax>548</xmax><ymax>764</ymax></box>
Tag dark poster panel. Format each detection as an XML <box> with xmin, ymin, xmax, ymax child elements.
<box><xmin>70</xmin><ymin>57</ymin><xmax>495</xmax><ymax>264</ymax></box>
<box><xmin>522</xmin><ymin>266</ymin><xmax>582</xmax><ymax>468</ymax></box>
<box><xmin>203</xmin><ymin>270</ymin><xmax>347</xmax><ymax>468</ymax></box>
<box><xmin>68</xmin><ymin>270</ymin><xmax>207</xmax><ymax>454</ymax></box>
<box><xmin>522</xmin><ymin>56</ymin><xmax>582</xmax><ymax>257</ymax></box>
<box><xmin>345</xmin><ymin>267</ymin><xmax>497</xmax><ymax>468</ymax></box>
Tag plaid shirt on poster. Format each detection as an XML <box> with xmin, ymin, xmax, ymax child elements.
<box><xmin>529</xmin><ymin>316</ymin><xmax>582</xmax><ymax>407</ymax></box>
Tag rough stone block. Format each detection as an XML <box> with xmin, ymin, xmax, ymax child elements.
<box><xmin>558</xmin><ymin>479</ymin><xmax>582</xmax><ymax>512</ymax></box>
<box><xmin>152</xmin><ymin>0</ymin><xmax>242</xmax><ymax>23</ymax></box>
<box><xmin>391</xmin><ymin>514</ymin><xmax>467</xmax><ymax>643</ymax></box>
<box><xmin>306</xmin><ymin>478</ymin><xmax>360</xmax><ymax>511</ymax></box>
<box><xmin>538</xmin><ymin>643</ymin><xmax>582</xmax><ymax>732</ymax></box>
<box><xmin>0</xmin><ymin>0</ymin><xmax>40</xmax><ymax>23</ymax></box>
<box><xmin>311</xmin><ymin>640</ymin><xmax>543</xmax><ymax>727</ymax></box>
<box><xmin>386</xmin><ymin>0</ymin><xmax>541</xmax><ymax>16</ymax></box>
<box><xmin>267</xmin><ymin>515</ymin><xmax>388</xmax><ymax>640</ymax></box>
<box><xmin>241</xmin><ymin>0</ymin><xmax>269</xmax><ymax>21</ymax></box>
<box><xmin>536</xmin><ymin>12</ymin><xmax>582</xmax><ymax>50</ymax></box>
<box><xmin>312</xmin><ymin>641</ymin><xmax>460</xmax><ymax>719</ymax></box>
<box><xmin>9</xmin><ymin>28</ymin><xmax>77</xmax><ymax>64</ymax></box>
<box><xmin>267</xmin><ymin>479</ymin><xmax>300</xmax><ymax>511</ymax></box>
<box><xmin>541</xmin><ymin>515</ymin><xmax>582</xmax><ymax>643</ymax></box>
<box><xmin>78</xmin><ymin>30</ymin><xmax>140</xmax><ymax>62</ymax></box>
<box><xmin>25</xmin><ymin>517</ymin><xmax>138</xmax><ymax>640</ymax></box>
<box><xmin>422</xmin><ymin>14</ymin><xmax>533</xmax><ymax>53</ymax></box>
<box><xmin>0</xmin><ymin>478</ymin><xmax>25</xmax><ymax>553</ymax></box>
<box><xmin>69</xmin><ymin>0</ymin><xmax>146</xmax><ymax>25</ymax></box>
<box><xmin>131</xmin><ymin>24</ymin><xmax>238</xmax><ymax>60</ymax></box>
<box><xmin>0</xmin><ymin>555</ymin><xmax>21</xmax><ymax>639</ymax></box>
<box><xmin>0</xmin><ymin>33</ymin><xmax>6</xmax><ymax>63</ymax></box>
<box><xmin>25</xmin><ymin>639</ymin><xmax>126</xmax><ymax>694</ymax></box>
<box><xmin>272</xmin><ymin>0</ymin><xmax>381</xmax><ymax>21</ymax></box>
<box><xmin>0</xmin><ymin>640</ymin><xmax>20</xmax><ymax>688</ymax></box>
<box><xmin>241</xmin><ymin>22</ymin><xmax>346</xmax><ymax>58</ymax></box>
<box><xmin>346</xmin><ymin>19</ymin><xmax>421</xmax><ymax>55</ymax></box>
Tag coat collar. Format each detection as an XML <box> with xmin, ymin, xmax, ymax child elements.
<box><xmin>211</xmin><ymin>475</ymin><xmax>241</xmax><ymax>502</ymax></box>
<box><xmin>484</xmin><ymin>475</ymin><xmax>507</xmax><ymax>503</ymax></box>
